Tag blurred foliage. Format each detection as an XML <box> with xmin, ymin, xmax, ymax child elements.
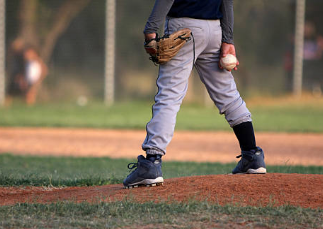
<box><xmin>5</xmin><ymin>0</ymin><xmax>323</xmax><ymax>103</ymax></box>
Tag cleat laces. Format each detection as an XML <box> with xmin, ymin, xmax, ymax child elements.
<box><xmin>127</xmin><ymin>163</ymin><xmax>138</xmax><ymax>172</ymax></box>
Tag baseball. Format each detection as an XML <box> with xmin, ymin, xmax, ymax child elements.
<box><xmin>220</xmin><ymin>54</ymin><xmax>237</xmax><ymax>71</ymax></box>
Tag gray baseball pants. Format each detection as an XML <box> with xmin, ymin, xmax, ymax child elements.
<box><xmin>143</xmin><ymin>17</ymin><xmax>252</xmax><ymax>156</ymax></box>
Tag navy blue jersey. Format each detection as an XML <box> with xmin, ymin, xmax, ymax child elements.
<box><xmin>168</xmin><ymin>0</ymin><xmax>223</xmax><ymax>20</ymax></box>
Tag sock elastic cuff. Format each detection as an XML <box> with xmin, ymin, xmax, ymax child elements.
<box><xmin>146</xmin><ymin>149</ymin><xmax>165</xmax><ymax>156</ymax></box>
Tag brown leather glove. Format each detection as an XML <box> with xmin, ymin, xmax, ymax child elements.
<box><xmin>144</xmin><ymin>28</ymin><xmax>192</xmax><ymax>65</ymax></box>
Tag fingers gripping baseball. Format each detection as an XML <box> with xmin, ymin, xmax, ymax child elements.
<box><xmin>220</xmin><ymin>43</ymin><xmax>240</xmax><ymax>71</ymax></box>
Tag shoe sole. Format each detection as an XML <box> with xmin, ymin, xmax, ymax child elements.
<box><xmin>231</xmin><ymin>167</ymin><xmax>267</xmax><ymax>175</ymax></box>
<box><xmin>247</xmin><ymin>167</ymin><xmax>266</xmax><ymax>174</ymax></box>
<box><xmin>124</xmin><ymin>177</ymin><xmax>164</xmax><ymax>189</ymax></box>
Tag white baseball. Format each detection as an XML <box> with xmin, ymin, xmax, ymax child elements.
<box><xmin>220</xmin><ymin>54</ymin><xmax>237</xmax><ymax>71</ymax></box>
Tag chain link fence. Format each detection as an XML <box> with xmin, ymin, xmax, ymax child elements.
<box><xmin>4</xmin><ymin>0</ymin><xmax>323</xmax><ymax>104</ymax></box>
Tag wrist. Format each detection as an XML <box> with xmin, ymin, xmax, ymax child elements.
<box><xmin>222</xmin><ymin>40</ymin><xmax>234</xmax><ymax>45</ymax></box>
<box><xmin>144</xmin><ymin>33</ymin><xmax>157</xmax><ymax>42</ymax></box>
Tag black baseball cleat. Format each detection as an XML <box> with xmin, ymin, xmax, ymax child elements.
<box><xmin>123</xmin><ymin>155</ymin><xmax>164</xmax><ymax>189</ymax></box>
<box><xmin>232</xmin><ymin>147</ymin><xmax>266</xmax><ymax>174</ymax></box>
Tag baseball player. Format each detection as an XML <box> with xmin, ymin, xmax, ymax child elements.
<box><xmin>123</xmin><ymin>0</ymin><xmax>266</xmax><ymax>188</ymax></box>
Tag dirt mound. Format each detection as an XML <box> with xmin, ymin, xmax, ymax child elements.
<box><xmin>1</xmin><ymin>173</ymin><xmax>322</xmax><ymax>208</ymax></box>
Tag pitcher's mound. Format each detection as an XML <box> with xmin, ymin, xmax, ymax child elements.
<box><xmin>1</xmin><ymin>173</ymin><xmax>322</xmax><ymax>208</ymax></box>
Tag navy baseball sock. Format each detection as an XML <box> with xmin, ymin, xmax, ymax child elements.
<box><xmin>233</xmin><ymin>122</ymin><xmax>257</xmax><ymax>151</ymax></box>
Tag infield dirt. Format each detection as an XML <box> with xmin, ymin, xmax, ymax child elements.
<box><xmin>0</xmin><ymin>127</ymin><xmax>323</xmax><ymax>165</ymax></box>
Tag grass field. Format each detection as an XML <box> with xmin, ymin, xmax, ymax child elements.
<box><xmin>1</xmin><ymin>202</ymin><xmax>322</xmax><ymax>228</ymax></box>
<box><xmin>1</xmin><ymin>96</ymin><xmax>323</xmax><ymax>132</ymax></box>
<box><xmin>1</xmin><ymin>154</ymin><xmax>323</xmax><ymax>187</ymax></box>
<box><xmin>1</xmin><ymin>97</ymin><xmax>323</xmax><ymax>228</ymax></box>
<box><xmin>0</xmin><ymin>154</ymin><xmax>323</xmax><ymax>228</ymax></box>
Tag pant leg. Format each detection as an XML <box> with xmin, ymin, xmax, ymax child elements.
<box><xmin>142</xmin><ymin>18</ymin><xmax>207</xmax><ymax>155</ymax></box>
<box><xmin>195</xmin><ymin>20</ymin><xmax>252</xmax><ymax>127</ymax></box>
<box><xmin>142</xmin><ymin>54</ymin><xmax>193</xmax><ymax>155</ymax></box>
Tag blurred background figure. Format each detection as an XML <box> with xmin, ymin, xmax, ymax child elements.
<box><xmin>303</xmin><ymin>21</ymin><xmax>323</xmax><ymax>96</ymax></box>
<box><xmin>23</xmin><ymin>47</ymin><xmax>48</xmax><ymax>105</ymax></box>
<box><xmin>6</xmin><ymin>43</ymin><xmax>47</xmax><ymax>105</ymax></box>
<box><xmin>6</xmin><ymin>38</ymin><xmax>26</xmax><ymax>104</ymax></box>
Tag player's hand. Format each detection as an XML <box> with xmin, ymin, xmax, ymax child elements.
<box><xmin>144</xmin><ymin>33</ymin><xmax>157</xmax><ymax>55</ymax></box>
<box><xmin>220</xmin><ymin>42</ymin><xmax>239</xmax><ymax>71</ymax></box>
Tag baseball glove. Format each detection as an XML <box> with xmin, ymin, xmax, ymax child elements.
<box><xmin>144</xmin><ymin>28</ymin><xmax>192</xmax><ymax>65</ymax></box>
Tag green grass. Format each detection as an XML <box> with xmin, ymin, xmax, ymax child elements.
<box><xmin>0</xmin><ymin>154</ymin><xmax>322</xmax><ymax>187</ymax></box>
<box><xmin>0</xmin><ymin>201</ymin><xmax>322</xmax><ymax>228</ymax></box>
<box><xmin>1</xmin><ymin>100</ymin><xmax>323</xmax><ymax>132</ymax></box>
